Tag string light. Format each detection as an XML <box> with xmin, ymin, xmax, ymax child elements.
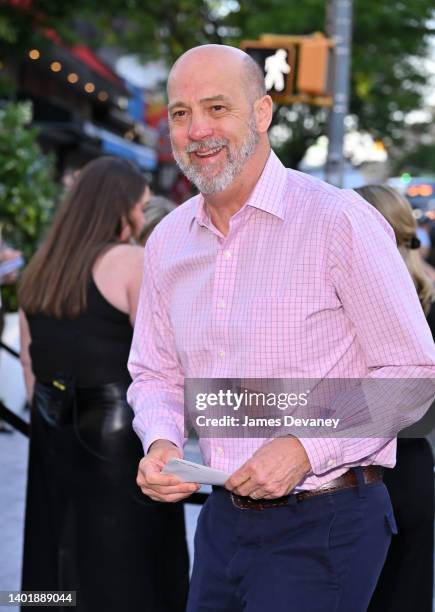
<box><xmin>67</xmin><ymin>73</ymin><xmax>79</xmax><ymax>84</ymax></box>
<box><xmin>50</xmin><ymin>61</ymin><xmax>62</xmax><ymax>72</ymax></box>
<box><xmin>117</xmin><ymin>96</ymin><xmax>128</xmax><ymax>110</ymax></box>
<box><xmin>84</xmin><ymin>82</ymin><xmax>95</xmax><ymax>93</ymax></box>
<box><xmin>97</xmin><ymin>91</ymin><xmax>108</xmax><ymax>102</ymax></box>
<box><xmin>28</xmin><ymin>49</ymin><xmax>40</xmax><ymax>60</ymax></box>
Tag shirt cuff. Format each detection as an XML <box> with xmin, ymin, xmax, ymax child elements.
<box><xmin>297</xmin><ymin>437</ymin><xmax>344</xmax><ymax>476</ymax></box>
<box><xmin>132</xmin><ymin>410</ymin><xmax>185</xmax><ymax>455</ymax></box>
<box><xmin>141</xmin><ymin>425</ymin><xmax>185</xmax><ymax>455</ymax></box>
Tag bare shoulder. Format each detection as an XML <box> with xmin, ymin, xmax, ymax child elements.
<box><xmin>93</xmin><ymin>244</ymin><xmax>144</xmax><ymax>316</ymax></box>
<box><xmin>103</xmin><ymin>243</ymin><xmax>143</xmax><ymax>260</ymax></box>
<box><xmin>115</xmin><ymin>243</ymin><xmax>143</xmax><ymax>269</ymax></box>
<box><xmin>96</xmin><ymin>244</ymin><xmax>144</xmax><ymax>291</ymax></box>
<box><xmin>96</xmin><ymin>244</ymin><xmax>144</xmax><ymax>274</ymax></box>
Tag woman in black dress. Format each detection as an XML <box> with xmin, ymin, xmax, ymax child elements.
<box><xmin>18</xmin><ymin>157</ymin><xmax>189</xmax><ymax>612</ymax></box>
<box><xmin>355</xmin><ymin>184</ymin><xmax>435</xmax><ymax>612</ymax></box>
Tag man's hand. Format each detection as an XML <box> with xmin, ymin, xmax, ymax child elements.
<box><xmin>136</xmin><ymin>439</ymin><xmax>200</xmax><ymax>503</ymax></box>
<box><xmin>225</xmin><ymin>437</ymin><xmax>311</xmax><ymax>499</ymax></box>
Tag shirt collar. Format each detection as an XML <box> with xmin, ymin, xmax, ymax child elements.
<box><xmin>244</xmin><ymin>150</ymin><xmax>288</xmax><ymax>220</ymax></box>
<box><xmin>191</xmin><ymin>149</ymin><xmax>288</xmax><ymax>228</ymax></box>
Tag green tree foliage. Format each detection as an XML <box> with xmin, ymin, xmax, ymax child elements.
<box><xmin>221</xmin><ymin>0</ymin><xmax>435</xmax><ymax>166</ymax></box>
<box><xmin>391</xmin><ymin>112</ymin><xmax>435</xmax><ymax>176</ymax></box>
<box><xmin>0</xmin><ymin>101</ymin><xmax>57</xmax><ymax>309</ymax></box>
<box><xmin>93</xmin><ymin>0</ymin><xmax>435</xmax><ymax>166</ymax></box>
<box><xmin>395</xmin><ymin>143</ymin><xmax>435</xmax><ymax>176</ymax></box>
<box><xmin>0</xmin><ymin>1</ymin><xmax>91</xmax><ymax>53</ymax></box>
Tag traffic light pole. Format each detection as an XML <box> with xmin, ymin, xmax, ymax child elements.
<box><xmin>325</xmin><ymin>0</ymin><xmax>353</xmax><ymax>187</ymax></box>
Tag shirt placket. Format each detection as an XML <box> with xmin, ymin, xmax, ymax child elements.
<box><xmin>207</xmin><ymin>211</ymin><xmax>252</xmax><ymax>467</ymax></box>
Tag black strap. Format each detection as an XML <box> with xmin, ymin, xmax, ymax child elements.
<box><xmin>0</xmin><ymin>400</ymin><xmax>29</xmax><ymax>437</ymax></box>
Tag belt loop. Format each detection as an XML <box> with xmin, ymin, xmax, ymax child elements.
<box><xmin>354</xmin><ymin>467</ymin><xmax>366</xmax><ymax>498</ymax></box>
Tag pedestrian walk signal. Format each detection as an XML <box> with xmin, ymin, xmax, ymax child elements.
<box><xmin>240</xmin><ymin>42</ymin><xmax>296</xmax><ymax>98</ymax></box>
<box><xmin>265</xmin><ymin>49</ymin><xmax>291</xmax><ymax>92</ymax></box>
<box><xmin>241</xmin><ymin>34</ymin><xmax>334</xmax><ymax>107</ymax></box>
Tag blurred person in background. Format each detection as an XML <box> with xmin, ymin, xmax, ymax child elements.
<box><xmin>0</xmin><ymin>240</ymin><xmax>22</xmax><ymax>335</ymax></box>
<box><xmin>18</xmin><ymin>157</ymin><xmax>189</xmax><ymax>612</ymax></box>
<box><xmin>0</xmin><ymin>239</ymin><xmax>23</xmax><ymax>432</ymax></box>
<box><xmin>416</xmin><ymin>222</ymin><xmax>431</xmax><ymax>259</ymax></box>
<box><xmin>414</xmin><ymin>215</ymin><xmax>435</xmax><ymax>282</ymax></box>
<box><xmin>0</xmin><ymin>247</ymin><xmax>22</xmax><ymax>287</ymax></box>
<box><xmin>355</xmin><ymin>184</ymin><xmax>435</xmax><ymax>612</ymax></box>
<box><xmin>60</xmin><ymin>166</ymin><xmax>80</xmax><ymax>191</ymax></box>
<box><xmin>425</xmin><ymin>223</ymin><xmax>435</xmax><ymax>280</ymax></box>
<box><xmin>139</xmin><ymin>195</ymin><xmax>177</xmax><ymax>245</ymax></box>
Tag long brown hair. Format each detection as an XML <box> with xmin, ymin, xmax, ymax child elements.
<box><xmin>19</xmin><ymin>156</ymin><xmax>148</xmax><ymax>318</ymax></box>
<box><xmin>355</xmin><ymin>184</ymin><xmax>434</xmax><ymax>314</ymax></box>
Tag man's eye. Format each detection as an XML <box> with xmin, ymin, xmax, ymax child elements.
<box><xmin>172</xmin><ymin>110</ymin><xmax>186</xmax><ymax>118</ymax></box>
<box><xmin>212</xmin><ymin>105</ymin><xmax>225</xmax><ymax>111</ymax></box>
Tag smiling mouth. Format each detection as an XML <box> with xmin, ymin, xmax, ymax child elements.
<box><xmin>193</xmin><ymin>146</ymin><xmax>224</xmax><ymax>158</ymax></box>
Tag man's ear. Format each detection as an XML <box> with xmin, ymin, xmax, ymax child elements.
<box><xmin>254</xmin><ymin>95</ymin><xmax>273</xmax><ymax>133</ymax></box>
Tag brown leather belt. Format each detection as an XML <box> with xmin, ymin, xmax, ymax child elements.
<box><xmin>229</xmin><ymin>466</ymin><xmax>383</xmax><ymax>510</ymax></box>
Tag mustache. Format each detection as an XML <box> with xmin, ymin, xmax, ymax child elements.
<box><xmin>185</xmin><ymin>138</ymin><xmax>229</xmax><ymax>153</ymax></box>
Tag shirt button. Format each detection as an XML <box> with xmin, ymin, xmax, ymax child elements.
<box><xmin>327</xmin><ymin>458</ymin><xmax>335</xmax><ymax>468</ymax></box>
<box><xmin>217</xmin><ymin>300</ymin><xmax>225</xmax><ymax>309</ymax></box>
<box><xmin>216</xmin><ymin>446</ymin><xmax>224</xmax><ymax>456</ymax></box>
<box><xmin>218</xmin><ymin>350</ymin><xmax>225</xmax><ymax>358</ymax></box>
<box><xmin>223</xmin><ymin>250</ymin><xmax>232</xmax><ymax>260</ymax></box>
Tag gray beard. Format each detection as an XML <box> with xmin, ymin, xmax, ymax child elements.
<box><xmin>172</xmin><ymin>119</ymin><xmax>260</xmax><ymax>194</ymax></box>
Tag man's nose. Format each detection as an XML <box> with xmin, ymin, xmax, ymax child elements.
<box><xmin>188</xmin><ymin>113</ymin><xmax>213</xmax><ymax>141</ymax></box>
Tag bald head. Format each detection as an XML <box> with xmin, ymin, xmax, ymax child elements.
<box><xmin>166</xmin><ymin>44</ymin><xmax>273</xmax><ymax>197</ymax></box>
<box><xmin>168</xmin><ymin>44</ymin><xmax>266</xmax><ymax>105</ymax></box>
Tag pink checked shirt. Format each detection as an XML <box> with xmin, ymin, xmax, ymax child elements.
<box><xmin>128</xmin><ymin>151</ymin><xmax>435</xmax><ymax>490</ymax></box>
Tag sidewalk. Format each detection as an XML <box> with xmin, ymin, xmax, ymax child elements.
<box><xmin>0</xmin><ymin>427</ymin><xmax>203</xmax><ymax>602</ymax></box>
<box><xmin>0</xmin><ymin>314</ymin><xmax>206</xmax><ymax>603</ymax></box>
<box><xmin>0</xmin><ymin>429</ymin><xmax>27</xmax><ymax>595</ymax></box>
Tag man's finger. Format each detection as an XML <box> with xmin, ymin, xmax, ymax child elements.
<box><xmin>146</xmin><ymin>471</ymin><xmax>183</xmax><ymax>487</ymax></box>
<box><xmin>149</xmin><ymin>482</ymin><xmax>199</xmax><ymax>495</ymax></box>
<box><xmin>164</xmin><ymin>491</ymin><xmax>197</xmax><ymax>503</ymax></box>
<box><xmin>138</xmin><ymin>477</ymin><xmax>197</xmax><ymax>495</ymax></box>
<box><xmin>233</xmin><ymin>480</ymin><xmax>257</xmax><ymax>497</ymax></box>
<box><xmin>141</xmin><ymin>460</ymin><xmax>183</xmax><ymax>485</ymax></box>
<box><xmin>140</xmin><ymin>486</ymin><xmax>197</xmax><ymax>503</ymax></box>
<box><xmin>225</xmin><ymin>467</ymin><xmax>252</xmax><ymax>491</ymax></box>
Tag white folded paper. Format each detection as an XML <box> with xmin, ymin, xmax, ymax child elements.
<box><xmin>162</xmin><ymin>458</ymin><xmax>230</xmax><ymax>486</ymax></box>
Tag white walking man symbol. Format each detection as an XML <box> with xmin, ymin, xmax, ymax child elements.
<box><xmin>264</xmin><ymin>49</ymin><xmax>291</xmax><ymax>92</ymax></box>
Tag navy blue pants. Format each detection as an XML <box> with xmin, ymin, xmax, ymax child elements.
<box><xmin>188</xmin><ymin>471</ymin><xmax>396</xmax><ymax>612</ymax></box>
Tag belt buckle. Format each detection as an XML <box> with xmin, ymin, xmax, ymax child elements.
<box><xmin>231</xmin><ymin>493</ymin><xmax>257</xmax><ymax>510</ymax></box>
<box><xmin>230</xmin><ymin>493</ymin><xmax>290</xmax><ymax>510</ymax></box>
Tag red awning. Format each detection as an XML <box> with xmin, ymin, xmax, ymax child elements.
<box><xmin>70</xmin><ymin>45</ymin><xmax>123</xmax><ymax>87</ymax></box>
<box><xmin>43</xmin><ymin>28</ymin><xmax>124</xmax><ymax>88</ymax></box>
<box><xmin>9</xmin><ymin>0</ymin><xmax>33</xmax><ymax>7</ymax></box>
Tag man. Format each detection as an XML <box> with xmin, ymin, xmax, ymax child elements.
<box><xmin>128</xmin><ymin>45</ymin><xmax>435</xmax><ymax>611</ymax></box>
